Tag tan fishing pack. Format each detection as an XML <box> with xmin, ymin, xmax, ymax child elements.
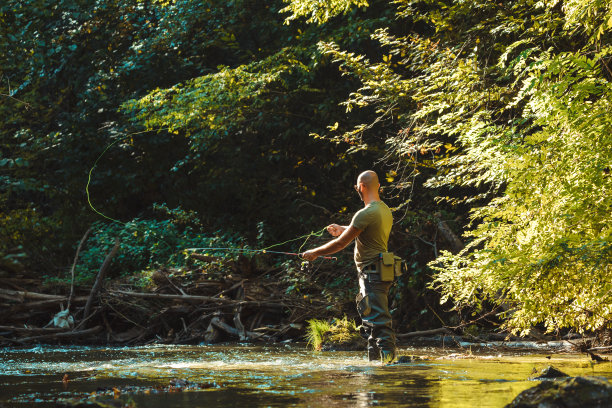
<box><xmin>377</xmin><ymin>252</ymin><xmax>404</xmax><ymax>281</ymax></box>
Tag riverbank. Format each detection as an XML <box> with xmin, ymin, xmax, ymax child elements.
<box><xmin>2</xmin><ymin>259</ymin><xmax>610</xmax><ymax>355</ymax></box>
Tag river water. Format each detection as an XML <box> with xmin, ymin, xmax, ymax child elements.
<box><xmin>1</xmin><ymin>344</ymin><xmax>611</xmax><ymax>407</ymax></box>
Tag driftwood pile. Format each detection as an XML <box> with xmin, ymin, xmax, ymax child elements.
<box><xmin>0</xmin><ymin>243</ymin><xmax>344</xmax><ymax>346</ymax></box>
<box><xmin>4</xmin><ymin>231</ymin><xmax>605</xmax><ymax>350</ymax></box>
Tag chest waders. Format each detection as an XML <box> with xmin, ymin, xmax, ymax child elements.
<box><xmin>356</xmin><ymin>268</ymin><xmax>396</xmax><ymax>363</ymax></box>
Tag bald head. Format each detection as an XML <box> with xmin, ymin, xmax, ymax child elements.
<box><xmin>357</xmin><ymin>170</ymin><xmax>379</xmax><ymax>190</ymax></box>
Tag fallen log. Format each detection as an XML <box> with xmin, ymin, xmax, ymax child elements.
<box><xmin>83</xmin><ymin>238</ymin><xmax>120</xmax><ymax>320</ymax></box>
<box><xmin>0</xmin><ymin>278</ymin><xmax>40</xmax><ymax>285</ymax></box>
<box><xmin>214</xmin><ymin>279</ymin><xmax>246</xmax><ymax>298</ymax></box>
<box><xmin>588</xmin><ymin>346</ymin><xmax>612</xmax><ymax>353</ymax></box>
<box><xmin>68</xmin><ymin>227</ymin><xmax>92</xmax><ymax>310</ymax></box>
<box><xmin>7</xmin><ymin>296</ymin><xmax>88</xmax><ymax>312</ymax></box>
<box><xmin>397</xmin><ymin>327</ymin><xmax>453</xmax><ymax>339</ymax></box>
<box><xmin>204</xmin><ymin>313</ymin><xmax>222</xmax><ymax>342</ymax></box>
<box><xmin>210</xmin><ymin>317</ymin><xmax>271</xmax><ymax>341</ymax></box>
<box><xmin>112</xmin><ymin>290</ymin><xmax>287</xmax><ymax>309</ymax></box>
<box><xmin>0</xmin><ymin>325</ymin><xmax>66</xmax><ymax>334</ymax></box>
<box><xmin>0</xmin><ymin>288</ymin><xmax>66</xmax><ymax>302</ymax></box>
<box><xmin>0</xmin><ymin>335</ymin><xmax>24</xmax><ymax>345</ymax></box>
<box><xmin>232</xmin><ymin>283</ymin><xmax>247</xmax><ymax>341</ymax></box>
<box><xmin>110</xmin><ymin>326</ymin><xmax>145</xmax><ymax>343</ymax></box>
<box><xmin>3</xmin><ymin>311</ymin><xmax>55</xmax><ymax>323</ymax></box>
<box><xmin>16</xmin><ymin>325</ymin><xmax>103</xmax><ymax>343</ymax></box>
<box><xmin>193</xmin><ymin>281</ymin><xmax>225</xmax><ymax>288</ymax></box>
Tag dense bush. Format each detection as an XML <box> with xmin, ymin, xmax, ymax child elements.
<box><xmin>64</xmin><ymin>204</ymin><xmax>242</xmax><ymax>284</ymax></box>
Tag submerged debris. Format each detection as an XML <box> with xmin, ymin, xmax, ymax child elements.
<box><xmin>57</xmin><ymin>399</ymin><xmax>135</xmax><ymax>408</ymax></box>
<box><xmin>530</xmin><ymin>366</ymin><xmax>570</xmax><ymax>380</ymax></box>
<box><xmin>388</xmin><ymin>355</ymin><xmax>422</xmax><ymax>365</ymax></box>
<box><xmin>56</xmin><ymin>379</ymin><xmax>218</xmax><ymax>407</ymax></box>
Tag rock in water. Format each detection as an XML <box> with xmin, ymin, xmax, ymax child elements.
<box><xmin>506</xmin><ymin>376</ymin><xmax>612</xmax><ymax>408</ymax></box>
<box><xmin>529</xmin><ymin>365</ymin><xmax>569</xmax><ymax>380</ymax></box>
<box><xmin>395</xmin><ymin>355</ymin><xmax>415</xmax><ymax>364</ymax></box>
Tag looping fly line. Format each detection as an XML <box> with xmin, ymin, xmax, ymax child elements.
<box><xmin>86</xmin><ymin>127</ymin><xmax>175</xmax><ymax>225</ymax></box>
<box><xmin>86</xmin><ymin>129</ymin><xmax>335</xmax><ymax>261</ymax></box>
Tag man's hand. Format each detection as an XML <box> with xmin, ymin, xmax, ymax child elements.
<box><xmin>326</xmin><ymin>224</ymin><xmax>345</xmax><ymax>237</ymax></box>
<box><xmin>301</xmin><ymin>250</ymin><xmax>319</xmax><ymax>261</ymax></box>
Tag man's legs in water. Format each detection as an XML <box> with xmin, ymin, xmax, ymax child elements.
<box><xmin>356</xmin><ymin>278</ymin><xmax>396</xmax><ymax>363</ymax></box>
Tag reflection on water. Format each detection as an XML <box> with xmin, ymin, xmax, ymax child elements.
<box><xmin>1</xmin><ymin>344</ymin><xmax>611</xmax><ymax>407</ymax></box>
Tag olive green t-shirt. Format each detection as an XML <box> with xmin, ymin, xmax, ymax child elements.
<box><xmin>349</xmin><ymin>201</ymin><xmax>393</xmax><ymax>271</ymax></box>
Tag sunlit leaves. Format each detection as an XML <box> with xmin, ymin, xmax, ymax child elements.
<box><xmin>303</xmin><ymin>0</ymin><xmax>612</xmax><ymax>333</ymax></box>
<box><xmin>430</xmin><ymin>1</ymin><xmax>612</xmax><ymax>334</ymax></box>
<box><xmin>121</xmin><ymin>49</ymin><xmax>308</xmax><ymax>151</ymax></box>
<box><xmin>560</xmin><ymin>0</ymin><xmax>612</xmax><ymax>42</ymax></box>
<box><xmin>281</xmin><ymin>0</ymin><xmax>369</xmax><ymax>24</ymax></box>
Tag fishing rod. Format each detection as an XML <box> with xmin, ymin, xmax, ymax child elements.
<box><xmin>185</xmin><ymin>247</ymin><xmax>337</xmax><ymax>261</ymax></box>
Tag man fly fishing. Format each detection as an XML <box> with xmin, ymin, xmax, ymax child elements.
<box><xmin>301</xmin><ymin>170</ymin><xmax>397</xmax><ymax>364</ymax></box>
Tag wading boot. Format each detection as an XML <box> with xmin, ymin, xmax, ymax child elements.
<box><xmin>368</xmin><ymin>344</ymin><xmax>380</xmax><ymax>361</ymax></box>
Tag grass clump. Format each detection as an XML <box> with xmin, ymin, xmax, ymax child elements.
<box><xmin>306</xmin><ymin>316</ymin><xmax>362</xmax><ymax>351</ymax></box>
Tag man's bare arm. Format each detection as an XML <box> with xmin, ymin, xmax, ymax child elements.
<box><xmin>302</xmin><ymin>226</ymin><xmax>361</xmax><ymax>260</ymax></box>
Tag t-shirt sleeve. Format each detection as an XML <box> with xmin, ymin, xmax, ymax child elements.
<box><xmin>350</xmin><ymin>207</ymin><xmax>372</xmax><ymax>231</ymax></box>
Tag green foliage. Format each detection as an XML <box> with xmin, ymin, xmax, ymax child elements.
<box><xmin>432</xmin><ymin>46</ymin><xmax>612</xmax><ymax>334</ymax></box>
<box><xmin>0</xmin><ymin>208</ymin><xmax>49</xmax><ymax>253</ymax></box>
<box><xmin>428</xmin><ymin>2</ymin><xmax>612</xmax><ymax>334</ymax></box>
<box><xmin>0</xmin><ymin>207</ymin><xmax>51</xmax><ymax>273</ymax></box>
<box><xmin>306</xmin><ymin>318</ymin><xmax>331</xmax><ymax>350</ymax></box>
<box><xmin>113</xmin><ymin>0</ymin><xmax>395</xmax><ymax>241</ymax></box>
<box><xmin>282</xmin><ymin>260</ymin><xmax>310</xmax><ymax>295</ymax></box>
<box><xmin>68</xmin><ymin>204</ymin><xmax>239</xmax><ymax>284</ymax></box>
